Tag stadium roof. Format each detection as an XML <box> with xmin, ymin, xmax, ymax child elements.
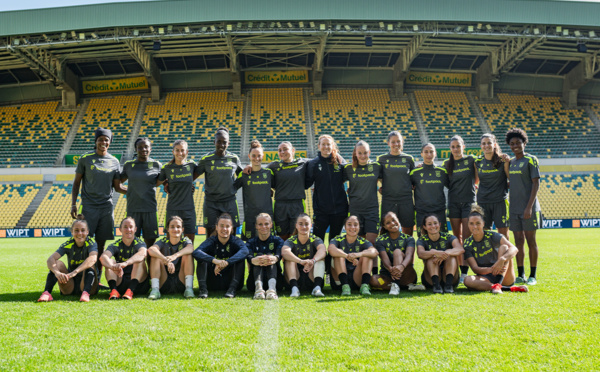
<box><xmin>1</xmin><ymin>0</ymin><xmax>600</xmax><ymax>87</ymax></box>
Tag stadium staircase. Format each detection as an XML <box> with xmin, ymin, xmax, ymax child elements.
<box><xmin>15</xmin><ymin>181</ymin><xmax>53</xmax><ymax>228</ymax></box>
<box><xmin>240</xmin><ymin>91</ymin><xmax>251</xmax><ymax>158</ymax></box>
<box><xmin>466</xmin><ymin>92</ymin><xmax>491</xmax><ymax>134</ymax></box>
<box><xmin>124</xmin><ymin>97</ymin><xmax>149</xmax><ymax>162</ymax></box>
<box><xmin>584</xmin><ymin>105</ymin><xmax>600</xmax><ymax>133</ymax></box>
<box><xmin>407</xmin><ymin>92</ymin><xmax>429</xmax><ymax>145</ymax></box>
<box><xmin>55</xmin><ymin>100</ymin><xmax>88</xmax><ymax>166</ymax></box>
<box><xmin>304</xmin><ymin>88</ymin><xmax>317</xmax><ymax>157</ymax></box>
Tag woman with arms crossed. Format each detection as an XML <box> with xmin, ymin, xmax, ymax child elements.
<box><xmin>38</xmin><ymin>216</ymin><xmax>98</xmax><ymax>302</ymax></box>
<box><xmin>416</xmin><ymin>214</ymin><xmax>464</xmax><ymax>294</ymax></box>
<box><xmin>120</xmin><ymin>137</ymin><xmax>162</xmax><ymax>247</ymax></box>
<box><xmin>71</xmin><ymin>128</ymin><xmax>126</xmax><ymax>284</ymax></box>
<box><xmin>147</xmin><ymin>216</ymin><xmax>195</xmax><ymax>300</ymax></box>
<box><xmin>377</xmin><ymin>131</ymin><xmax>416</xmax><ymax>236</ymax></box>
<box><xmin>282</xmin><ymin>214</ymin><xmax>327</xmax><ymax>297</ymax></box>
<box><xmin>463</xmin><ymin>205</ymin><xmax>529</xmax><ymax>294</ymax></box>
<box><xmin>328</xmin><ymin>216</ymin><xmax>378</xmax><ymax>296</ymax></box>
<box><xmin>194</xmin><ymin>213</ymin><xmax>249</xmax><ymax>298</ymax></box>
<box><xmin>100</xmin><ymin>217</ymin><xmax>149</xmax><ymax>300</ymax></box>
<box><xmin>506</xmin><ymin>128</ymin><xmax>541</xmax><ymax>285</ymax></box>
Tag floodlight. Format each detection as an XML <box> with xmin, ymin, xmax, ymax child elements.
<box><xmin>288</xmin><ymin>22</ymin><xmax>293</xmax><ymax>28</ymax></box>
<box><xmin>485</xmin><ymin>24</ymin><xmax>492</xmax><ymax>31</ymax></box>
<box><xmin>413</xmin><ymin>24</ymin><xmax>419</xmax><ymax>31</ymax></box>
<box><xmin>533</xmin><ymin>28</ymin><xmax>540</xmax><ymax>35</ymax></box>
<box><xmin>344</xmin><ymin>25</ymin><xmax>351</xmax><ymax>31</ymax></box>
<box><xmin>299</xmin><ymin>21</ymin><xmax>304</xmax><ymax>28</ymax></box>
<box><xmin>556</xmin><ymin>26</ymin><xmax>562</xmax><ymax>33</ymax></box>
<box><xmin>149</xmin><ymin>26</ymin><xmax>155</xmax><ymax>32</ymax></box>
<box><xmin>387</xmin><ymin>24</ymin><xmax>394</xmax><ymax>31</ymax></box>
<box><xmin>309</xmin><ymin>22</ymin><xmax>315</xmax><ymax>28</ymax></box>
<box><xmin>574</xmin><ymin>30</ymin><xmax>581</xmax><ymax>37</ymax></box>
<box><xmin>133</xmin><ymin>29</ymin><xmax>139</xmax><ymax>36</ymax></box>
<box><xmin>379</xmin><ymin>22</ymin><xmax>385</xmax><ymax>29</ymax></box>
<box><xmin>167</xmin><ymin>25</ymin><xmax>173</xmax><ymax>32</ymax></box>
<box><xmin>71</xmin><ymin>31</ymin><xmax>77</xmax><ymax>38</ymax></box>
<box><xmin>468</xmin><ymin>25</ymin><xmax>474</xmax><ymax>32</ymax></box>
<box><xmin>184</xmin><ymin>26</ymin><xmax>190</xmax><ymax>33</ymax></box>
<box><xmin>319</xmin><ymin>24</ymin><xmax>326</xmax><ymax>31</ymax></box>
<box><xmin>563</xmin><ymin>29</ymin><xmax>569</xmax><ymax>36</ymax></box>
<box><xmin>158</xmin><ymin>27</ymin><xmax>165</xmax><ymax>34</ymax></box>
<box><xmin>79</xmin><ymin>33</ymin><xmax>85</xmax><ymax>40</ymax></box>
<box><xmin>589</xmin><ymin>31</ymin><xmax>596</xmax><ymax>38</ymax></box>
<box><xmin>226</xmin><ymin>24</ymin><xmax>233</xmax><ymax>31</ymax></box>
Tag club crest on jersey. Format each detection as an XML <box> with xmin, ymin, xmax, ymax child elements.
<box><xmin>185</xmin><ymin>165</ymin><xmax>190</xmax><ymax>171</ymax></box>
<box><xmin>269</xmin><ymin>243</ymin><xmax>274</xmax><ymax>250</ymax></box>
<box><xmin>92</xmin><ymin>159</ymin><xmax>96</xmax><ymax>163</ymax></box>
<box><xmin>402</xmin><ymin>158</ymin><xmax>406</xmax><ymax>163</ymax></box>
<box><xmin>318</xmin><ymin>164</ymin><xmax>322</xmax><ymax>171</ymax></box>
<box><xmin>484</xmin><ymin>240</ymin><xmax>491</xmax><ymax>248</ymax></box>
<box><xmin>148</xmin><ymin>162</ymin><xmax>153</xmax><ymax>168</ymax></box>
<box><xmin>464</xmin><ymin>160</ymin><xmax>468</xmax><ymax>166</ymax></box>
<box><xmin>263</xmin><ymin>173</ymin><xmax>267</xmax><ymax>179</ymax></box>
<box><xmin>368</xmin><ymin>165</ymin><xmax>373</xmax><ymax>172</ymax></box>
<box><xmin>211</xmin><ymin>160</ymin><xmax>215</xmax><ymax>165</ymax></box>
<box><xmin>436</xmin><ymin>171</ymin><xmax>441</xmax><ymax>177</ymax></box>
<box><xmin>171</xmin><ymin>169</ymin><xmax>174</xmax><ymax>173</ymax></box>
<box><xmin>520</xmin><ymin>162</ymin><xmax>525</xmax><ymax>168</ymax></box>
<box><xmin>440</xmin><ymin>241</ymin><xmax>446</xmax><ymax>249</ymax></box>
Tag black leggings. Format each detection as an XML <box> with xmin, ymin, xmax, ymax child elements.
<box><xmin>196</xmin><ymin>261</ymin><xmax>245</xmax><ymax>291</ymax></box>
<box><xmin>246</xmin><ymin>264</ymin><xmax>283</xmax><ymax>292</ymax></box>
<box><xmin>313</xmin><ymin>213</ymin><xmax>346</xmax><ymax>243</ymax></box>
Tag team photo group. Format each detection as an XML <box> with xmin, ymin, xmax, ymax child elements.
<box><xmin>37</xmin><ymin>124</ymin><xmax>541</xmax><ymax>303</ymax></box>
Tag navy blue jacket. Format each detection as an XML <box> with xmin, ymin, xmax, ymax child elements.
<box><xmin>305</xmin><ymin>152</ymin><xmax>348</xmax><ymax>216</ymax></box>
<box><xmin>193</xmin><ymin>235</ymin><xmax>249</xmax><ymax>264</ymax></box>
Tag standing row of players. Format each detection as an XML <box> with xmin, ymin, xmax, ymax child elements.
<box><xmin>38</xmin><ymin>125</ymin><xmax>540</xmax><ymax>300</ymax></box>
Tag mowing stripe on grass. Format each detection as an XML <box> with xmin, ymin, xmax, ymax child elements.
<box><xmin>254</xmin><ymin>300</ymin><xmax>279</xmax><ymax>371</ymax></box>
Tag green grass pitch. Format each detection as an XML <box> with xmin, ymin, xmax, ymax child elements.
<box><xmin>1</xmin><ymin>229</ymin><xmax>599</xmax><ymax>371</ymax></box>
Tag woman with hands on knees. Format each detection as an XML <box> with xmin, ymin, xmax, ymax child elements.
<box><xmin>193</xmin><ymin>213</ymin><xmax>249</xmax><ymax>299</ymax></box>
<box><xmin>463</xmin><ymin>204</ymin><xmax>529</xmax><ymax>294</ymax></box>
<box><xmin>281</xmin><ymin>213</ymin><xmax>327</xmax><ymax>298</ymax></box>
<box><xmin>147</xmin><ymin>216</ymin><xmax>195</xmax><ymax>300</ymax></box>
<box><xmin>371</xmin><ymin>212</ymin><xmax>419</xmax><ymax>296</ymax></box>
<box><xmin>38</xmin><ymin>216</ymin><xmax>98</xmax><ymax>303</ymax></box>
<box><xmin>246</xmin><ymin>213</ymin><xmax>284</xmax><ymax>300</ymax></box>
<box><xmin>417</xmin><ymin>214</ymin><xmax>464</xmax><ymax>294</ymax></box>
<box><xmin>100</xmin><ymin>217</ymin><xmax>149</xmax><ymax>300</ymax></box>
<box><xmin>328</xmin><ymin>216</ymin><xmax>378</xmax><ymax>296</ymax></box>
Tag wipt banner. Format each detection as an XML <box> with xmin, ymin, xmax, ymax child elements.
<box><xmin>82</xmin><ymin>76</ymin><xmax>148</xmax><ymax>94</ymax></box>
<box><xmin>406</xmin><ymin>71</ymin><xmax>472</xmax><ymax>87</ymax></box>
<box><xmin>245</xmin><ymin>70</ymin><xmax>308</xmax><ymax>84</ymax></box>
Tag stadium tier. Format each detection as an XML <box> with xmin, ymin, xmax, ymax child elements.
<box><xmin>140</xmin><ymin>92</ymin><xmax>243</xmax><ymax>164</ymax></box>
<box><xmin>0</xmin><ymin>183</ymin><xmax>42</xmax><ymax>228</ymax></box>
<box><xmin>28</xmin><ymin>183</ymin><xmax>80</xmax><ymax>228</ymax></box>
<box><xmin>0</xmin><ymin>102</ymin><xmax>75</xmax><ymax>168</ymax></box>
<box><xmin>538</xmin><ymin>173</ymin><xmax>600</xmax><ymax>219</ymax></box>
<box><xmin>480</xmin><ymin>94</ymin><xmax>600</xmax><ymax>158</ymax></box>
<box><xmin>312</xmin><ymin>89</ymin><xmax>418</xmax><ymax>157</ymax></box>
<box><xmin>414</xmin><ymin>90</ymin><xmax>482</xmax><ymax>148</ymax></box>
<box><xmin>250</xmin><ymin>88</ymin><xmax>307</xmax><ymax>151</ymax></box>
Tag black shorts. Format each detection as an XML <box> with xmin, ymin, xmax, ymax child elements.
<box><xmin>479</xmin><ymin>200</ymin><xmax>509</xmax><ymax>229</ymax></box>
<box><xmin>285</xmin><ymin>264</ymin><xmax>316</xmax><ymax>291</ymax></box>
<box><xmin>422</xmin><ymin>261</ymin><xmax>460</xmax><ymax>288</ymax></box>
<box><xmin>416</xmin><ymin>210</ymin><xmax>448</xmax><ymax>233</ymax></box>
<box><xmin>61</xmin><ymin>269</ymin><xmax>97</xmax><ymax>296</ymax></box>
<box><xmin>166</xmin><ymin>209</ymin><xmax>196</xmax><ymax>235</ymax></box>
<box><xmin>116</xmin><ymin>272</ymin><xmax>151</xmax><ymax>295</ymax></box>
<box><xmin>381</xmin><ymin>199</ymin><xmax>415</xmax><ymax>229</ymax></box>
<box><xmin>448</xmin><ymin>201</ymin><xmax>473</xmax><ymax>219</ymax></box>
<box><xmin>81</xmin><ymin>205</ymin><xmax>114</xmax><ymax>240</ymax></box>
<box><xmin>205</xmin><ymin>263</ymin><xmax>245</xmax><ymax>291</ymax></box>
<box><xmin>379</xmin><ymin>264</ymin><xmax>418</xmax><ymax>288</ymax></box>
<box><xmin>509</xmin><ymin>211</ymin><xmax>542</xmax><ymax>232</ymax></box>
<box><xmin>160</xmin><ymin>271</ymin><xmax>186</xmax><ymax>294</ymax></box>
<box><xmin>274</xmin><ymin>200</ymin><xmax>306</xmax><ymax>236</ymax></box>
<box><xmin>349</xmin><ymin>208</ymin><xmax>380</xmax><ymax>235</ymax></box>
<box><xmin>203</xmin><ymin>199</ymin><xmax>240</xmax><ymax>229</ymax></box>
<box><xmin>129</xmin><ymin>211</ymin><xmax>160</xmax><ymax>240</ymax></box>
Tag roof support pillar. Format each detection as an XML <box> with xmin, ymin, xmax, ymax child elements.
<box><xmin>226</xmin><ymin>35</ymin><xmax>241</xmax><ymax>99</ymax></box>
<box><xmin>561</xmin><ymin>55</ymin><xmax>596</xmax><ymax>108</ymax></box>
<box><xmin>312</xmin><ymin>34</ymin><xmax>328</xmax><ymax>96</ymax></box>
<box><xmin>475</xmin><ymin>57</ymin><xmax>494</xmax><ymax>101</ymax></box>
<box><xmin>60</xmin><ymin>65</ymin><xmax>80</xmax><ymax>109</ymax></box>
<box><xmin>123</xmin><ymin>39</ymin><xmax>161</xmax><ymax>102</ymax></box>
<box><xmin>392</xmin><ymin>35</ymin><xmax>427</xmax><ymax>97</ymax></box>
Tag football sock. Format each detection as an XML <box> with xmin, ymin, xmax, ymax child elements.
<box><xmin>445</xmin><ymin>274</ymin><xmax>454</xmax><ymax>286</ymax></box>
<box><xmin>129</xmin><ymin>279</ymin><xmax>139</xmax><ymax>292</ymax></box>
<box><xmin>289</xmin><ymin>279</ymin><xmax>298</xmax><ymax>289</ymax></box>
<box><xmin>338</xmin><ymin>272</ymin><xmax>349</xmax><ymax>286</ymax></box>
<box><xmin>501</xmin><ymin>286</ymin><xmax>512</xmax><ymax>291</ymax></box>
<box><xmin>108</xmin><ymin>280</ymin><xmax>117</xmax><ymax>290</ymax></box>
<box><xmin>314</xmin><ymin>276</ymin><xmax>324</xmax><ymax>289</ymax></box>
<box><xmin>371</xmin><ymin>267</ymin><xmax>378</xmax><ymax>275</ymax></box>
<box><xmin>517</xmin><ymin>266</ymin><xmax>525</xmax><ymax>278</ymax></box>
<box><xmin>431</xmin><ymin>275</ymin><xmax>440</xmax><ymax>287</ymax></box>
<box><xmin>151</xmin><ymin>278</ymin><xmax>160</xmax><ymax>290</ymax></box>
<box><xmin>530</xmin><ymin>266</ymin><xmax>537</xmax><ymax>278</ymax></box>
<box><xmin>185</xmin><ymin>275</ymin><xmax>193</xmax><ymax>290</ymax></box>
<box><xmin>460</xmin><ymin>265</ymin><xmax>469</xmax><ymax>275</ymax></box>
<box><xmin>268</xmin><ymin>278</ymin><xmax>277</xmax><ymax>291</ymax></box>
<box><xmin>44</xmin><ymin>271</ymin><xmax>58</xmax><ymax>293</ymax></box>
<box><xmin>494</xmin><ymin>275</ymin><xmax>505</xmax><ymax>285</ymax></box>
<box><xmin>361</xmin><ymin>273</ymin><xmax>371</xmax><ymax>285</ymax></box>
<box><xmin>83</xmin><ymin>268</ymin><xmax>95</xmax><ymax>293</ymax></box>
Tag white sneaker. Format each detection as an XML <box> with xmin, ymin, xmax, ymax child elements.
<box><xmin>254</xmin><ymin>289</ymin><xmax>266</xmax><ymax>300</ymax></box>
<box><xmin>290</xmin><ymin>286</ymin><xmax>300</xmax><ymax>298</ymax></box>
<box><xmin>265</xmin><ymin>289</ymin><xmax>278</xmax><ymax>300</ymax></box>
<box><xmin>389</xmin><ymin>283</ymin><xmax>400</xmax><ymax>296</ymax></box>
<box><xmin>408</xmin><ymin>283</ymin><xmax>426</xmax><ymax>291</ymax></box>
<box><xmin>311</xmin><ymin>286</ymin><xmax>325</xmax><ymax>297</ymax></box>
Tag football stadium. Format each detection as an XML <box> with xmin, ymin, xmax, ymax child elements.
<box><xmin>1</xmin><ymin>0</ymin><xmax>599</xmax><ymax>370</ymax></box>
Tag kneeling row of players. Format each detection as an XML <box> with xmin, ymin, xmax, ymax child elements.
<box><xmin>38</xmin><ymin>206</ymin><xmax>529</xmax><ymax>303</ymax></box>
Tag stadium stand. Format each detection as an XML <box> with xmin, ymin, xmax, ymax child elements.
<box><xmin>0</xmin><ymin>102</ymin><xmax>75</xmax><ymax>168</ymax></box>
<box><xmin>312</xmin><ymin>89</ymin><xmax>418</xmax><ymax>157</ymax></box>
<box><xmin>28</xmin><ymin>183</ymin><xmax>79</xmax><ymax>228</ymax></box>
<box><xmin>69</xmin><ymin>96</ymin><xmax>141</xmax><ymax>159</ymax></box>
<box><xmin>480</xmin><ymin>94</ymin><xmax>600</xmax><ymax>158</ymax></box>
<box><xmin>1</xmin><ymin>183</ymin><xmax>42</xmax><ymax>228</ymax></box>
<box><xmin>538</xmin><ymin>173</ymin><xmax>600</xmax><ymax>219</ymax></box>
<box><xmin>140</xmin><ymin>92</ymin><xmax>243</xmax><ymax>164</ymax></box>
<box><xmin>250</xmin><ymin>88</ymin><xmax>308</xmax><ymax>151</ymax></box>
<box><xmin>414</xmin><ymin>90</ymin><xmax>482</xmax><ymax>148</ymax></box>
